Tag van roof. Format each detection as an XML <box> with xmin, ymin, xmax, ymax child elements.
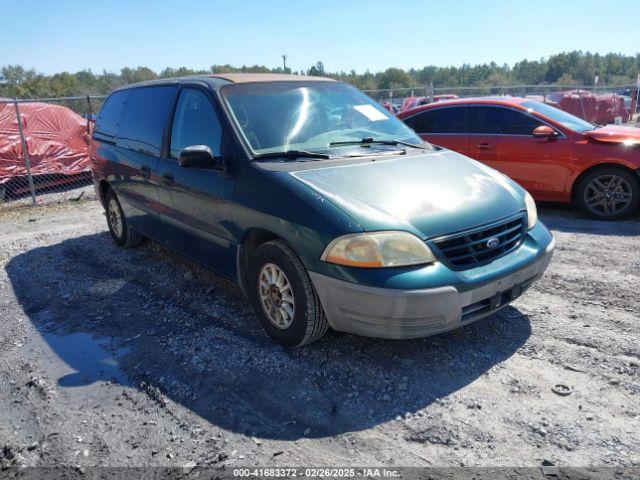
<box><xmin>112</xmin><ymin>73</ymin><xmax>336</xmax><ymax>93</ymax></box>
<box><xmin>211</xmin><ymin>73</ymin><xmax>335</xmax><ymax>83</ymax></box>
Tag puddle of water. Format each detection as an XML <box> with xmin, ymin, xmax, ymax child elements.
<box><xmin>37</xmin><ymin>332</ymin><xmax>129</xmax><ymax>387</ymax></box>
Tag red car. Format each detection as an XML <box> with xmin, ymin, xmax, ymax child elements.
<box><xmin>398</xmin><ymin>97</ymin><xmax>640</xmax><ymax>219</ymax></box>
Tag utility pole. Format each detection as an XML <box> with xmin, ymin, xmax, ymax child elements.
<box><xmin>282</xmin><ymin>54</ymin><xmax>289</xmax><ymax>72</ymax></box>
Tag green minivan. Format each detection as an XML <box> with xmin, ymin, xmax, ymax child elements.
<box><xmin>91</xmin><ymin>73</ymin><xmax>555</xmax><ymax>346</ymax></box>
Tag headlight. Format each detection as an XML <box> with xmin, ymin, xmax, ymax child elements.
<box><xmin>321</xmin><ymin>231</ymin><xmax>436</xmax><ymax>268</ymax></box>
<box><xmin>525</xmin><ymin>191</ymin><xmax>538</xmax><ymax>230</ymax></box>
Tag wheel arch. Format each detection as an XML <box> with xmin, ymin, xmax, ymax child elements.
<box><xmin>570</xmin><ymin>162</ymin><xmax>640</xmax><ymax>202</ymax></box>
<box><xmin>236</xmin><ymin>228</ymin><xmax>293</xmax><ymax>296</ymax></box>
<box><xmin>97</xmin><ymin>179</ymin><xmax>111</xmax><ymax>207</ymax></box>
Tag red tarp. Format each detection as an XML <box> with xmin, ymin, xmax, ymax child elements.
<box><xmin>0</xmin><ymin>102</ymin><xmax>90</xmax><ymax>186</ymax></box>
<box><xmin>594</xmin><ymin>94</ymin><xmax>630</xmax><ymax>124</ymax></box>
<box><xmin>546</xmin><ymin>90</ymin><xmax>598</xmax><ymax>123</ymax></box>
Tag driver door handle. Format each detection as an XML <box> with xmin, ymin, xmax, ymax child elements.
<box><xmin>476</xmin><ymin>143</ymin><xmax>493</xmax><ymax>150</ymax></box>
<box><xmin>161</xmin><ymin>172</ymin><xmax>175</xmax><ymax>187</ymax></box>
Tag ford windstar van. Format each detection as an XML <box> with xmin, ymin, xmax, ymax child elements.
<box><xmin>91</xmin><ymin>74</ymin><xmax>555</xmax><ymax>346</ymax></box>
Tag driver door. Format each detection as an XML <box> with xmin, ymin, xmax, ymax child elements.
<box><xmin>155</xmin><ymin>86</ymin><xmax>237</xmax><ymax>278</ymax></box>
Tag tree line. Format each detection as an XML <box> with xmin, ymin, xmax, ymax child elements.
<box><xmin>1</xmin><ymin>51</ymin><xmax>638</xmax><ymax>100</ymax></box>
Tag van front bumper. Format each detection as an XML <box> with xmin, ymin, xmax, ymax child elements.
<box><xmin>309</xmin><ymin>237</ymin><xmax>555</xmax><ymax>340</ymax></box>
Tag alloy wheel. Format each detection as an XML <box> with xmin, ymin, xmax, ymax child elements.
<box><xmin>258</xmin><ymin>263</ymin><xmax>295</xmax><ymax>329</ymax></box>
<box><xmin>583</xmin><ymin>174</ymin><xmax>633</xmax><ymax>217</ymax></box>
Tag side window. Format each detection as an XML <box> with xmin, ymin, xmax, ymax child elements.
<box><xmin>94</xmin><ymin>90</ymin><xmax>128</xmax><ymax>137</ymax></box>
<box><xmin>404</xmin><ymin>107</ymin><xmax>467</xmax><ymax>134</ymax></box>
<box><xmin>470</xmin><ymin>107</ymin><xmax>501</xmax><ymax>134</ymax></box>
<box><xmin>471</xmin><ymin>107</ymin><xmax>543</xmax><ymax>135</ymax></box>
<box><xmin>498</xmin><ymin>108</ymin><xmax>543</xmax><ymax>135</ymax></box>
<box><xmin>170</xmin><ymin>89</ymin><xmax>223</xmax><ymax>159</ymax></box>
<box><xmin>117</xmin><ymin>86</ymin><xmax>177</xmax><ymax>157</ymax></box>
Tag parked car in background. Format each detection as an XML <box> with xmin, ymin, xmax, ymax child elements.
<box><xmin>400</xmin><ymin>96</ymin><xmax>424</xmax><ymax>112</ymax></box>
<box><xmin>381</xmin><ymin>101</ymin><xmax>397</xmax><ymax>114</ymax></box>
<box><xmin>91</xmin><ymin>74</ymin><xmax>554</xmax><ymax>346</ymax></box>
<box><xmin>433</xmin><ymin>94</ymin><xmax>460</xmax><ymax>103</ymax></box>
<box><xmin>399</xmin><ymin>94</ymin><xmax>459</xmax><ymax>112</ymax></box>
<box><xmin>618</xmin><ymin>95</ymin><xmax>633</xmax><ymax>115</ymax></box>
<box><xmin>616</xmin><ymin>88</ymin><xmax>639</xmax><ymax>115</ymax></box>
<box><xmin>398</xmin><ymin>97</ymin><xmax>640</xmax><ymax>219</ymax></box>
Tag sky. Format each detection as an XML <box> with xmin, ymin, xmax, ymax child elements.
<box><xmin>2</xmin><ymin>0</ymin><xmax>637</xmax><ymax>75</ymax></box>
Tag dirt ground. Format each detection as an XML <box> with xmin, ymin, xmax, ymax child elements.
<box><xmin>0</xmin><ymin>199</ymin><xmax>638</xmax><ymax>476</ymax></box>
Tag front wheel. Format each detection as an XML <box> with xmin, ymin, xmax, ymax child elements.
<box><xmin>250</xmin><ymin>240</ymin><xmax>329</xmax><ymax>347</ymax></box>
<box><xmin>576</xmin><ymin>167</ymin><xmax>640</xmax><ymax>220</ymax></box>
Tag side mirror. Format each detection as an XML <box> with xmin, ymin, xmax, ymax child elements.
<box><xmin>532</xmin><ymin>125</ymin><xmax>558</xmax><ymax>139</ymax></box>
<box><xmin>178</xmin><ymin>145</ymin><xmax>223</xmax><ymax>169</ymax></box>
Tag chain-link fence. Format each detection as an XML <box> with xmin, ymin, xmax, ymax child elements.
<box><xmin>0</xmin><ymin>95</ymin><xmax>106</xmax><ymax>210</ymax></box>
<box><xmin>364</xmin><ymin>84</ymin><xmax>640</xmax><ymax>126</ymax></box>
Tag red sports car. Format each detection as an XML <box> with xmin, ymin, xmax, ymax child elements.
<box><xmin>397</xmin><ymin>97</ymin><xmax>640</xmax><ymax>219</ymax></box>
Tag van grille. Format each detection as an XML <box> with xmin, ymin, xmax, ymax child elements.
<box><xmin>432</xmin><ymin>215</ymin><xmax>526</xmax><ymax>270</ymax></box>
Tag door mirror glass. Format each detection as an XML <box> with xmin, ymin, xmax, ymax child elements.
<box><xmin>532</xmin><ymin>125</ymin><xmax>558</xmax><ymax>138</ymax></box>
<box><xmin>178</xmin><ymin>145</ymin><xmax>220</xmax><ymax>168</ymax></box>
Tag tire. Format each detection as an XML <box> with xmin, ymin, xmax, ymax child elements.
<box><xmin>575</xmin><ymin>167</ymin><xmax>640</xmax><ymax>220</ymax></box>
<box><xmin>249</xmin><ymin>240</ymin><xmax>329</xmax><ymax>347</ymax></box>
<box><xmin>104</xmin><ymin>188</ymin><xmax>144</xmax><ymax>248</ymax></box>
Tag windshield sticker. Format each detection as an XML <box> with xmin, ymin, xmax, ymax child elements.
<box><xmin>353</xmin><ymin>104</ymin><xmax>388</xmax><ymax>121</ymax></box>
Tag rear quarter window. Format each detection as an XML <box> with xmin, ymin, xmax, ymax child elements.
<box><xmin>117</xmin><ymin>86</ymin><xmax>177</xmax><ymax>157</ymax></box>
<box><xmin>94</xmin><ymin>90</ymin><xmax>129</xmax><ymax>137</ymax></box>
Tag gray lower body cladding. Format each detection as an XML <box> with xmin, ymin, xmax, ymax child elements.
<box><xmin>309</xmin><ymin>245</ymin><xmax>554</xmax><ymax>339</ymax></box>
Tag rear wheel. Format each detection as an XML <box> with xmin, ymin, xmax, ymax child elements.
<box><xmin>104</xmin><ymin>188</ymin><xmax>144</xmax><ymax>248</ymax></box>
<box><xmin>249</xmin><ymin>240</ymin><xmax>329</xmax><ymax>347</ymax></box>
<box><xmin>576</xmin><ymin>167</ymin><xmax>640</xmax><ymax>220</ymax></box>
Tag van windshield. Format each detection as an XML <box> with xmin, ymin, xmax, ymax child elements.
<box><xmin>221</xmin><ymin>81</ymin><xmax>423</xmax><ymax>156</ymax></box>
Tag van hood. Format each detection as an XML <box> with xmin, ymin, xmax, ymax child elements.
<box><xmin>290</xmin><ymin>150</ymin><xmax>526</xmax><ymax>239</ymax></box>
<box><xmin>584</xmin><ymin>125</ymin><xmax>640</xmax><ymax>145</ymax></box>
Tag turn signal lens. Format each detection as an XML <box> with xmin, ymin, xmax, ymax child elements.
<box><xmin>322</xmin><ymin>231</ymin><xmax>436</xmax><ymax>268</ymax></box>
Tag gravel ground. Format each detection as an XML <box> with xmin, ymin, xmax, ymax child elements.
<box><xmin>0</xmin><ymin>199</ymin><xmax>638</xmax><ymax>476</ymax></box>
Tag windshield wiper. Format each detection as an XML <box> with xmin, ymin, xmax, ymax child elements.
<box><xmin>252</xmin><ymin>150</ymin><xmax>330</xmax><ymax>161</ymax></box>
<box><xmin>329</xmin><ymin>137</ymin><xmax>429</xmax><ymax>149</ymax></box>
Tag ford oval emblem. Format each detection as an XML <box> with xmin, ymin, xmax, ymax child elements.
<box><xmin>486</xmin><ymin>237</ymin><xmax>500</xmax><ymax>249</ymax></box>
